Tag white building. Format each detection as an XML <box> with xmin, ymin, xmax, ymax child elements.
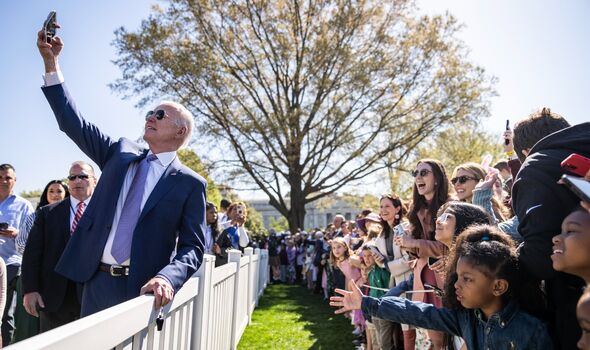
<box><xmin>247</xmin><ymin>195</ymin><xmax>361</xmax><ymax>230</ymax></box>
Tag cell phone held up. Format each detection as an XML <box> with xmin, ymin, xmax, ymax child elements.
<box><xmin>561</xmin><ymin>153</ymin><xmax>590</xmax><ymax>177</ymax></box>
<box><xmin>560</xmin><ymin>174</ymin><xmax>590</xmax><ymax>204</ymax></box>
<box><xmin>43</xmin><ymin>11</ymin><xmax>57</xmax><ymax>43</ymax></box>
<box><xmin>505</xmin><ymin>119</ymin><xmax>510</xmax><ymax>145</ymax></box>
<box><xmin>427</xmin><ymin>256</ymin><xmax>440</xmax><ymax>268</ymax></box>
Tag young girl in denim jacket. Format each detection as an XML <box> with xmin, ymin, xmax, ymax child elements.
<box><xmin>331</xmin><ymin>225</ymin><xmax>551</xmax><ymax>349</ymax></box>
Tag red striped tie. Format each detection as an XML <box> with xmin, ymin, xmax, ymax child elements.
<box><xmin>71</xmin><ymin>202</ymin><xmax>86</xmax><ymax>235</ymax></box>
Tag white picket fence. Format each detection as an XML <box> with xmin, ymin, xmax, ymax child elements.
<box><xmin>7</xmin><ymin>247</ymin><xmax>269</xmax><ymax>350</ymax></box>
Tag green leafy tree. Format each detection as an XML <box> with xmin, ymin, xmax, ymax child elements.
<box><xmin>112</xmin><ymin>0</ymin><xmax>495</xmax><ymax>232</ymax></box>
<box><xmin>177</xmin><ymin>149</ymin><xmax>222</xmax><ymax>205</ymax></box>
<box><xmin>244</xmin><ymin>205</ymin><xmax>266</xmax><ymax>235</ymax></box>
<box><xmin>269</xmin><ymin>216</ymin><xmax>289</xmax><ymax>233</ymax></box>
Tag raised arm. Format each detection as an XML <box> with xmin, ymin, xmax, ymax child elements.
<box><xmin>37</xmin><ymin>28</ymin><xmax>114</xmax><ymax>169</ymax></box>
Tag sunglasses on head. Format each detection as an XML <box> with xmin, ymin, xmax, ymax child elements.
<box><xmin>451</xmin><ymin>175</ymin><xmax>478</xmax><ymax>185</ymax></box>
<box><xmin>437</xmin><ymin>212</ymin><xmax>452</xmax><ymax>223</ymax></box>
<box><xmin>145</xmin><ymin>109</ymin><xmax>167</xmax><ymax>120</ymax></box>
<box><xmin>67</xmin><ymin>174</ymin><xmax>90</xmax><ymax>181</ymax></box>
<box><xmin>411</xmin><ymin>169</ymin><xmax>432</xmax><ymax>178</ymax></box>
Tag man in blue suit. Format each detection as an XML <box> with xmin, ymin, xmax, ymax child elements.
<box><xmin>37</xmin><ymin>27</ymin><xmax>206</xmax><ymax>316</ymax></box>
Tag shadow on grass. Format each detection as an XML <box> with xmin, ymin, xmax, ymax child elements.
<box><xmin>238</xmin><ymin>283</ymin><xmax>355</xmax><ymax>350</ymax></box>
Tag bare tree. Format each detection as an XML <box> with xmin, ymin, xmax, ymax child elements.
<box><xmin>111</xmin><ymin>0</ymin><xmax>494</xmax><ymax>232</ymax></box>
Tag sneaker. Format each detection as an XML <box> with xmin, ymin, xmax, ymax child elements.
<box><xmin>352</xmin><ymin>327</ymin><xmax>362</xmax><ymax>336</ymax></box>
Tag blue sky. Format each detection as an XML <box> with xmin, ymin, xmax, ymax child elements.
<box><xmin>1</xmin><ymin>0</ymin><xmax>589</xmax><ymax>195</ymax></box>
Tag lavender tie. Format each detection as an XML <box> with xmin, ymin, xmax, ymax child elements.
<box><xmin>111</xmin><ymin>154</ymin><xmax>157</xmax><ymax>264</ymax></box>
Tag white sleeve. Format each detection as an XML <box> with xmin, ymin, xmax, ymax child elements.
<box><xmin>238</xmin><ymin>226</ymin><xmax>250</xmax><ymax>247</ymax></box>
<box><xmin>43</xmin><ymin>71</ymin><xmax>64</xmax><ymax>86</ymax></box>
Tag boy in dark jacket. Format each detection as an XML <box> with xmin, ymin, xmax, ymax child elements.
<box><xmin>511</xmin><ymin>108</ymin><xmax>590</xmax><ymax>349</ymax></box>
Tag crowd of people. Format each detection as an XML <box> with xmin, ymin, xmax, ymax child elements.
<box><xmin>318</xmin><ymin>110</ymin><xmax>590</xmax><ymax>349</ymax></box>
<box><xmin>253</xmin><ymin>109</ymin><xmax>590</xmax><ymax>349</ymax></box>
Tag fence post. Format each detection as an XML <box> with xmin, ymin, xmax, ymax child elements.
<box><xmin>253</xmin><ymin>248</ymin><xmax>261</xmax><ymax>307</ymax></box>
<box><xmin>191</xmin><ymin>254</ymin><xmax>215</xmax><ymax>350</ymax></box>
<box><xmin>228</xmin><ymin>249</ymin><xmax>243</xmax><ymax>350</ymax></box>
<box><xmin>244</xmin><ymin>247</ymin><xmax>255</xmax><ymax>323</ymax></box>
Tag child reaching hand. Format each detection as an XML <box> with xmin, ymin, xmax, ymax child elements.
<box><xmin>330</xmin><ymin>225</ymin><xmax>552</xmax><ymax>349</ymax></box>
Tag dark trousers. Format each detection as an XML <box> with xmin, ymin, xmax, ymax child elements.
<box><xmin>39</xmin><ymin>282</ymin><xmax>81</xmax><ymax>332</ymax></box>
<box><xmin>80</xmin><ymin>270</ymin><xmax>128</xmax><ymax>317</ymax></box>
<box><xmin>2</xmin><ymin>265</ymin><xmax>19</xmax><ymax>345</ymax></box>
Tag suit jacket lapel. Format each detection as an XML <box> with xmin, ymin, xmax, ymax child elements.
<box><xmin>57</xmin><ymin>198</ymin><xmax>72</xmax><ymax>241</ymax></box>
<box><xmin>138</xmin><ymin>157</ymin><xmax>182</xmax><ymax>222</ymax></box>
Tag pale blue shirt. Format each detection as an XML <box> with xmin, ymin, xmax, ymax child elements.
<box><xmin>0</xmin><ymin>194</ymin><xmax>33</xmax><ymax>266</ymax></box>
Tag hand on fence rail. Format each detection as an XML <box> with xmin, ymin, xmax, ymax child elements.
<box><xmin>140</xmin><ymin>276</ymin><xmax>174</xmax><ymax>309</ymax></box>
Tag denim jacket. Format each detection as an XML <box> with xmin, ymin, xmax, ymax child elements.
<box><xmin>361</xmin><ymin>296</ymin><xmax>551</xmax><ymax>349</ymax></box>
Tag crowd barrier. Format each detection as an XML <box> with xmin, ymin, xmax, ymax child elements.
<box><xmin>7</xmin><ymin>248</ymin><xmax>269</xmax><ymax>350</ymax></box>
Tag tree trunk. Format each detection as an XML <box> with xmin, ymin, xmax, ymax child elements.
<box><xmin>287</xmin><ymin>174</ymin><xmax>306</xmax><ymax>234</ymax></box>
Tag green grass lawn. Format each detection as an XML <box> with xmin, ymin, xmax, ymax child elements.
<box><xmin>238</xmin><ymin>283</ymin><xmax>356</xmax><ymax>350</ymax></box>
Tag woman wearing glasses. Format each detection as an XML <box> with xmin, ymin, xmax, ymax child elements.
<box><xmin>393</xmin><ymin>159</ymin><xmax>452</xmax><ymax>350</ymax></box>
<box><xmin>451</xmin><ymin>163</ymin><xmax>509</xmax><ymax>223</ymax></box>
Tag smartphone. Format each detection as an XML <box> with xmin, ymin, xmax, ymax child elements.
<box><xmin>368</xmin><ymin>246</ymin><xmax>384</xmax><ymax>260</ymax></box>
<box><xmin>505</xmin><ymin>119</ymin><xmax>510</xmax><ymax>145</ymax></box>
<box><xmin>561</xmin><ymin>154</ymin><xmax>590</xmax><ymax>177</ymax></box>
<box><xmin>0</xmin><ymin>222</ymin><xmax>9</xmax><ymax>230</ymax></box>
<box><xmin>427</xmin><ymin>256</ymin><xmax>440</xmax><ymax>268</ymax></box>
<box><xmin>393</xmin><ymin>224</ymin><xmax>405</xmax><ymax>237</ymax></box>
<box><xmin>43</xmin><ymin>11</ymin><xmax>57</xmax><ymax>43</ymax></box>
<box><xmin>560</xmin><ymin>174</ymin><xmax>590</xmax><ymax>203</ymax></box>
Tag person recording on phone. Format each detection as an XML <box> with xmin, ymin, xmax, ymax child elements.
<box><xmin>36</xmin><ymin>21</ymin><xmax>206</xmax><ymax>316</ymax></box>
<box><xmin>0</xmin><ymin>164</ymin><xmax>34</xmax><ymax>345</ymax></box>
<box><xmin>218</xmin><ymin>202</ymin><xmax>250</xmax><ymax>250</ymax></box>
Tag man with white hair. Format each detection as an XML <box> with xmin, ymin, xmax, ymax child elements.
<box><xmin>37</xmin><ymin>25</ymin><xmax>206</xmax><ymax>315</ymax></box>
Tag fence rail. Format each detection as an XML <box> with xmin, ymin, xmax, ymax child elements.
<box><xmin>8</xmin><ymin>248</ymin><xmax>269</xmax><ymax>350</ymax></box>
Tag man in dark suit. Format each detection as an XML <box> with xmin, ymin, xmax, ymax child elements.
<box><xmin>37</xmin><ymin>26</ymin><xmax>206</xmax><ymax>316</ymax></box>
<box><xmin>22</xmin><ymin>161</ymin><xmax>96</xmax><ymax>331</ymax></box>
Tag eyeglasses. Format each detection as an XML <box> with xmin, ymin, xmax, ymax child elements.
<box><xmin>451</xmin><ymin>175</ymin><xmax>478</xmax><ymax>185</ymax></box>
<box><xmin>145</xmin><ymin>110</ymin><xmax>167</xmax><ymax>120</ymax></box>
<box><xmin>411</xmin><ymin>169</ymin><xmax>432</xmax><ymax>178</ymax></box>
<box><xmin>67</xmin><ymin>174</ymin><xmax>91</xmax><ymax>181</ymax></box>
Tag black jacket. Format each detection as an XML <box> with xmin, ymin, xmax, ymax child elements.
<box><xmin>512</xmin><ymin>121</ymin><xmax>590</xmax><ymax>349</ymax></box>
<box><xmin>22</xmin><ymin>198</ymin><xmax>81</xmax><ymax>313</ymax></box>
<box><xmin>512</xmin><ymin>122</ymin><xmax>590</xmax><ymax>280</ymax></box>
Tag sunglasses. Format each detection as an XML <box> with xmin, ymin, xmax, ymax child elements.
<box><xmin>411</xmin><ymin>169</ymin><xmax>432</xmax><ymax>178</ymax></box>
<box><xmin>437</xmin><ymin>212</ymin><xmax>452</xmax><ymax>223</ymax></box>
<box><xmin>67</xmin><ymin>174</ymin><xmax>91</xmax><ymax>181</ymax></box>
<box><xmin>451</xmin><ymin>175</ymin><xmax>478</xmax><ymax>185</ymax></box>
<box><xmin>145</xmin><ymin>109</ymin><xmax>167</xmax><ymax>120</ymax></box>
